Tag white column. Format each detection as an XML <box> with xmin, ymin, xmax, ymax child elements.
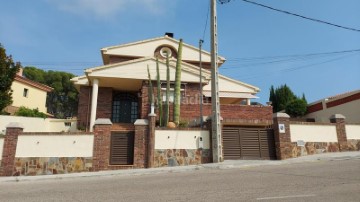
<box><xmin>89</xmin><ymin>79</ymin><xmax>99</xmax><ymax>132</ymax></box>
<box><xmin>246</xmin><ymin>98</ymin><xmax>251</xmax><ymax>106</ymax></box>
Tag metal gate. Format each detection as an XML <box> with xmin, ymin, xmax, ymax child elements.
<box><xmin>110</xmin><ymin>132</ymin><xmax>134</xmax><ymax>165</ymax></box>
<box><xmin>223</xmin><ymin>127</ymin><xmax>276</xmax><ymax>160</ymax></box>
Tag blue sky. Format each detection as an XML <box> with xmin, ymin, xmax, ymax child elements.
<box><xmin>1</xmin><ymin>0</ymin><xmax>359</xmax><ymax>104</ymax></box>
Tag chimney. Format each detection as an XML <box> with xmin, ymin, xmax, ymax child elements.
<box><xmin>165</xmin><ymin>32</ymin><xmax>174</xmax><ymax>38</ymax></box>
<box><xmin>17</xmin><ymin>67</ymin><xmax>23</xmax><ymax>77</ymax></box>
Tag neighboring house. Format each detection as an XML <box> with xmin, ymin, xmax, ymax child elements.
<box><xmin>4</xmin><ymin>68</ymin><xmax>53</xmax><ymax>116</ymax></box>
<box><xmin>305</xmin><ymin>89</ymin><xmax>360</xmax><ymax>123</ymax></box>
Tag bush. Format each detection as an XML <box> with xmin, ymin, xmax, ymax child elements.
<box><xmin>15</xmin><ymin>106</ymin><xmax>47</xmax><ymax>118</ymax></box>
<box><xmin>285</xmin><ymin>99</ymin><xmax>307</xmax><ymax>118</ymax></box>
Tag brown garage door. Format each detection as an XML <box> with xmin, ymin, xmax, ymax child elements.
<box><xmin>223</xmin><ymin>127</ymin><xmax>276</xmax><ymax>160</ymax></box>
<box><xmin>110</xmin><ymin>132</ymin><xmax>134</xmax><ymax>165</ymax></box>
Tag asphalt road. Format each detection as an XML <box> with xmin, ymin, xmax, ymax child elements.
<box><xmin>0</xmin><ymin>159</ymin><xmax>359</xmax><ymax>202</ymax></box>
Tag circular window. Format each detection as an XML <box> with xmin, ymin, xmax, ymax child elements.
<box><xmin>160</xmin><ymin>47</ymin><xmax>172</xmax><ymax>58</ymax></box>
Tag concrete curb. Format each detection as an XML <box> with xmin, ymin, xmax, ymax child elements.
<box><xmin>1</xmin><ymin>151</ymin><xmax>359</xmax><ymax>183</ymax></box>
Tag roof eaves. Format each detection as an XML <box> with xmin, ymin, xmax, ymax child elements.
<box><xmin>15</xmin><ymin>76</ymin><xmax>53</xmax><ymax>92</ymax></box>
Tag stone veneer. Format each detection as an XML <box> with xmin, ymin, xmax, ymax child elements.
<box><xmin>288</xmin><ymin>142</ymin><xmax>339</xmax><ymax>158</ymax></box>
<box><xmin>154</xmin><ymin>149</ymin><xmax>211</xmax><ymax>167</ymax></box>
<box><xmin>347</xmin><ymin>140</ymin><xmax>360</xmax><ymax>151</ymax></box>
<box><xmin>13</xmin><ymin>157</ymin><xmax>92</xmax><ymax>176</ymax></box>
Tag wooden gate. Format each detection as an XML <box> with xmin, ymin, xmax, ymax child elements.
<box><xmin>223</xmin><ymin>127</ymin><xmax>276</xmax><ymax>160</ymax></box>
<box><xmin>110</xmin><ymin>132</ymin><xmax>135</xmax><ymax>165</ymax></box>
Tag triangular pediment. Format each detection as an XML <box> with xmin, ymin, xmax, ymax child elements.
<box><xmin>101</xmin><ymin>36</ymin><xmax>225</xmax><ymax>65</ymax></box>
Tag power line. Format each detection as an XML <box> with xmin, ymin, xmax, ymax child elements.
<box><xmin>226</xmin><ymin>49</ymin><xmax>360</xmax><ymax>61</ymax></box>
<box><xmin>221</xmin><ymin>49</ymin><xmax>360</xmax><ymax>69</ymax></box>
<box><xmin>231</xmin><ymin>52</ymin><xmax>358</xmax><ymax>80</ymax></box>
<box><xmin>202</xmin><ymin>1</ymin><xmax>211</xmax><ymax>41</ymax></box>
<box><xmin>241</xmin><ymin>0</ymin><xmax>360</xmax><ymax>33</ymax></box>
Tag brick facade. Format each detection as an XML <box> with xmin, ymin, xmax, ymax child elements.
<box><xmin>78</xmin><ymin>81</ymin><xmax>272</xmax><ymax>131</ymax></box>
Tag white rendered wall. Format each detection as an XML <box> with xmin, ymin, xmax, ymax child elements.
<box><xmin>155</xmin><ymin>130</ymin><xmax>210</xmax><ymax>149</ymax></box>
<box><xmin>290</xmin><ymin>124</ymin><xmax>337</xmax><ymax>142</ymax></box>
<box><xmin>0</xmin><ymin>138</ymin><xmax>4</xmax><ymax>160</ymax></box>
<box><xmin>15</xmin><ymin>135</ymin><xmax>94</xmax><ymax>157</ymax></box>
<box><xmin>0</xmin><ymin>115</ymin><xmax>77</xmax><ymax>133</ymax></box>
<box><xmin>346</xmin><ymin>125</ymin><xmax>360</xmax><ymax>140</ymax></box>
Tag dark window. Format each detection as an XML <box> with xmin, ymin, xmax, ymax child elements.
<box><xmin>112</xmin><ymin>93</ymin><xmax>138</xmax><ymax>123</ymax></box>
<box><xmin>23</xmin><ymin>88</ymin><xmax>29</xmax><ymax>97</ymax></box>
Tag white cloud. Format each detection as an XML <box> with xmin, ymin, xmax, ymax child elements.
<box><xmin>46</xmin><ymin>0</ymin><xmax>173</xmax><ymax>19</ymax></box>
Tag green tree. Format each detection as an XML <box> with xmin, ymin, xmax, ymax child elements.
<box><xmin>269</xmin><ymin>84</ymin><xmax>307</xmax><ymax>117</ymax></box>
<box><xmin>285</xmin><ymin>99</ymin><xmax>307</xmax><ymax>117</ymax></box>
<box><xmin>0</xmin><ymin>44</ymin><xmax>20</xmax><ymax>112</ymax></box>
<box><xmin>269</xmin><ymin>84</ymin><xmax>296</xmax><ymax>112</ymax></box>
<box><xmin>23</xmin><ymin>67</ymin><xmax>78</xmax><ymax>118</ymax></box>
<box><xmin>269</xmin><ymin>85</ymin><xmax>276</xmax><ymax>111</ymax></box>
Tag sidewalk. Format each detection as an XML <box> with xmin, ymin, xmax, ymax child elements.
<box><xmin>1</xmin><ymin>151</ymin><xmax>359</xmax><ymax>183</ymax></box>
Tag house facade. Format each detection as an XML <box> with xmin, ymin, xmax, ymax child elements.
<box><xmin>71</xmin><ymin>35</ymin><xmax>274</xmax><ymax>166</ymax></box>
<box><xmin>72</xmin><ymin>35</ymin><xmax>271</xmax><ymax>131</ymax></box>
<box><xmin>4</xmin><ymin>69</ymin><xmax>53</xmax><ymax>116</ymax></box>
<box><xmin>306</xmin><ymin>90</ymin><xmax>360</xmax><ymax>123</ymax></box>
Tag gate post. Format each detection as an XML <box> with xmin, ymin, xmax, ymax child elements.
<box><xmin>1</xmin><ymin>123</ymin><xmax>23</xmax><ymax>176</ymax></box>
<box><xmin>147</xmin><ymin>113</ymin><xmax>156</xmax><ymax>168</ymax></box>
<box><xmin>92</xmin><ymin>118</ymin><xmax>112</xmax><ymax>171</ymax></box>
<box><xmin>330</xmin><ymin>114</ymin><xmax>348</xmax><ymax>151</ymax></box>
<box><xmin>273</xmin><ymin>113</ymin><xmax>292</xmax><ymax>160</ymax></box>
<box><xmin>134</xmin><ymin>119</ymin><xmax>149</xmax><ymax>168</ymax></box>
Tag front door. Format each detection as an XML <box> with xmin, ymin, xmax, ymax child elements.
<box><xmin>112</xmin><ymin>93</ymin><xmax>138</xmax><ymax>123</ymax></box>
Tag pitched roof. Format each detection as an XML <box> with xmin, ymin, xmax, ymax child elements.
<box><xmin>308</xmin><ymin>89</ymin><xmax>360</xmax><ymax>106</ymax></box>
<box><xmin>14</xmin><ymin>75</ymin><xmax>53</xmax><ymax>92</ymax></box>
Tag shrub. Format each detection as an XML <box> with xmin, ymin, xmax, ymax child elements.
<box><xmin>14</xmin><ymin>106</ymin><xmax>47</xmax><ymax>118</ymax></box>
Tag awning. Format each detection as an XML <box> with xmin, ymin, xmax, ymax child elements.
<box><xmin>203</xmin><ymin>91</ymin><xmax>259</xmax><ymax>99</ymax></box>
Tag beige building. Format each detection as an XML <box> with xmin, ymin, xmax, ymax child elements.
<box><xmin>305</xmin><ymin>89</ymin><xmax>360</xmax><ymax>123</ymax></box>
<box><xmin>5</xmin><ymin>69</ymin><xmax>53</xmax><ymax>116</ymax></box>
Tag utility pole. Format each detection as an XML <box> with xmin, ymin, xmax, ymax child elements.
<box><xmin>199</xmin><ymin>39</ymin><xmax>204</xmax><ymax>128</ymax></box>
<box><xmin>210</xmin><ymin>0</ymin><xmax>223</xmax><ymax>163</ymax></box>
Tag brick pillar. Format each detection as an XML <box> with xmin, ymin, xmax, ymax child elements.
<box><xmin>92</xmin><ymin>118</ymin><xmax>112</xmax><ymax>171</ymax></box>
<box><xmin>273</xmin><ymin>113</ymin><xmax>292</xmax><ymax>160</ymax></box>
<box><xmin>134</xmin><ymin>119</ymin><xmax>149</xmax><ymax>168</ymax></box>
<box><xmin>330</xmin><ymin>114</ymin><xmax>348</xmax><ymax>151</ymax></box>
<box><xmin>147</xmin><ymin>113</ymin><xmax>156</xmax><ymax>168</ymax></box>
<box><xmin>1</xmin><ymin>123</ymin><xmax>24</xmax><ymax>176</ymax></box>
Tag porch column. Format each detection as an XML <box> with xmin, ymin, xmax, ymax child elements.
<box><xmin>246</xmin><ymin>98</ymin><xmax>251</xmax><ymax>105</ymax></box>
<box><xmin>89</xmin><ymin>79</ymin><xmax>99</xmax><ymax>132</ymax></box>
